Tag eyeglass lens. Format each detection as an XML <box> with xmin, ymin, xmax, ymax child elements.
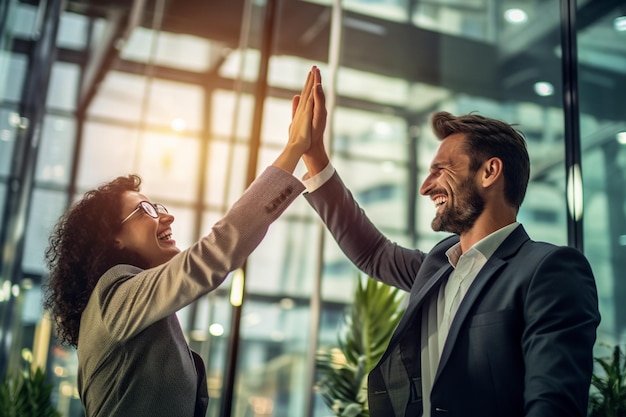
<box><xmin>139</xmin><ymin>201</ymin><xmax>168</xmax><ymax>218</ymax></box>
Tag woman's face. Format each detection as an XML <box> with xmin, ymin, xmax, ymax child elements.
<box><xmin>114</xmin><ymin>190</ymin><xmax>181</xmax><ymax>268</ymax></box>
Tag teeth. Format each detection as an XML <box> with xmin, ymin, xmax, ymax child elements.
<box><xmin>434</xmin><ymin>197</ymin><xmax>447</xmax><ymax>207</ymax></box>
<box><xmin>158</xmin><ymin>232</ymin><xmax>172</xmax><ymax>240</ymax></box>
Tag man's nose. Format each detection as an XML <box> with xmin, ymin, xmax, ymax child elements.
<box><xmin>419</xmin><ymin>175</ymin><xmax>431</xmax><ymax>196</ymax></box>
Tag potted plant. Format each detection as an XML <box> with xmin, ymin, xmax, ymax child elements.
<box><xmin>588</xmin><ymin>344</ymin><xmax>626</xmax><ymax>417</ymax></box>
<box><xmin>0</xmin><ymin>361</ymin><xmax>60</xmax><ymax>417</ymax></box>
<box><xmin>316</xmin><ymin>276</ymin><xmax>404</xmax><ymax>417</ymax></box>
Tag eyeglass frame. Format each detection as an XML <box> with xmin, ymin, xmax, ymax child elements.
<box><xmin>121</xmin><ymin>201</ymin><xmax>168</xmax><ymax>224</ymax></box>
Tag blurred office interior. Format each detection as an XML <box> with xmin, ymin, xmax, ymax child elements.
<box><xmin>0</xmin><ymin>0</ymin><xmax>625</xmax><ymax>415</ymax></box>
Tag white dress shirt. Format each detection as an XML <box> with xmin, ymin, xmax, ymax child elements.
<box><xmin>420</xmin><ymin>221</ymin><xmax>519</xmax><ymax>417</ymax></box>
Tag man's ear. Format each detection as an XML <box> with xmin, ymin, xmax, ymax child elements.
<box><xmin>481</xmin><ymin>157</ymin><xmax>503</xmax><ymax>187</ymax></box>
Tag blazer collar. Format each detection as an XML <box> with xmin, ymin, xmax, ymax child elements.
<box><xmin>379</xmin><ymin>263</ymin><xmax>453</xmax><ymax>365</ymax></box>
<box><xmin>435</xmin><ymin>224</ymin><xmax>529</xmax><ymax>379</ymax></box>
<box><xmin>374</xmin><ymin>225</ymin><xmax>530</xmax><ymax>371</ymax></box>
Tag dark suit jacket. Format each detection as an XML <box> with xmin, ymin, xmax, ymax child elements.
<box><xmin>305</xmin><ymin>171</ymin><xmax>600</xmax><ymax>417</ymax></box>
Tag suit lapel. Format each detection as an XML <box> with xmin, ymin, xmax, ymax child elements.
<box><xmin>435</xmin><ymin>224</ymin><xmax>530</xmax><ymax>380</ymax></box>
<box><xmin>379</xmin><ymin>263</ymin><xmax>453</xmax><ymax>364</ymax></box>
<box><xmin>435</xmin><ymin>258</ymin><xmax>506</xmax><ymax>379</ymax></box>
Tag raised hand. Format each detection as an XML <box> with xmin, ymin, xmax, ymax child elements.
<box><xmin>302</xmin><ymin>67</ymin><xmax>329</xmax><ymax>176</ymax></box>
<box><xmin>271</xmin><ymin>66</ymin><xmax>318</xmax><ymax>173</ymax></box>
<box><xmin>288</xmin><ymin>67</ymin><xmax>317</xmax><ymax>154</ymax></box>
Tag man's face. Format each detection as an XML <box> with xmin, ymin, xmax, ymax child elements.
<box><xmin>419</xmin><ymin>133</ymin><xmax>485</xmax><ymax>235</ymax></box>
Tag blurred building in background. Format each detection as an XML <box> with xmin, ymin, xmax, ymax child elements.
<box><xmin>0</xmin><ymin>0</ymin><xmax>624</xmax><ymax>416</ymax></box>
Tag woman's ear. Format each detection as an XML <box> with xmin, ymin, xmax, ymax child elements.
<box><xmin>113</xmin><ymin>236</ymin><xmax>124</xmax><ymax>249</ymax></box>
<box><xmin>481</xmin><ymin>157</ymin><xmax>503</xmax><ymax>187</ymax></box>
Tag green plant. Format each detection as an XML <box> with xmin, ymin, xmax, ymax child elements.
<box><xmin>589</xmin><ymin>344</ymin><xmax>626</xmax><ymax>417</ymax></box>
<box><xmin>0</xmin><ymin>364</ymin><xmax>60</xmax><ymax>417</ymax></box>
<box><xmin>316</xmin><ymin>276</ymin><xmax>404</xmax><ymax>417</ymax></box>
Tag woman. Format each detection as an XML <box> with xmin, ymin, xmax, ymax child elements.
<box><xmin>43</xmin><ymin>67</ymin><xmax>325</xmax><ymax>417</ymax></box>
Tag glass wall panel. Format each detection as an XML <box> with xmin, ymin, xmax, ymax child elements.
<box><xmin>1</xmin><ymin>1</ymin><xmax>621</xmax><ymax>417</ymax></box>
<box><xmin>0</xmin><ymin>54</ymin><xmax>26</xmax><ymax>102</ymax></box>
<box><xmin>57</xmin><ymin>12</ymin><xmax>89</xmax><ymax>50</ymax></box>
<box><xmin>315</xmin><ymin>0</ymin><xmax>568</xmax><ymax>413</ymax></box>
<box><xmin>245</xmin><ymin>218</ymin><xmax>319</xmax><ymax>296</ymax></box>
<box><xmin>121</xmin><ymin>27</ymin><xmax>214</xmax><ymax>72</ymax></box>
<box><xmin>10</xmin><ymin>2</ymin><xmax>37</xmax><ymax>38</ymax></box>
<box><xmin>578</xmin><ymin>5</ymin><xmax>626</xmax><ymax>347</ymax></box>
<box><xmin>204</xmin><ymin>141</ymin><xmax>250</xmax><ymax>208</ymax></box>
<box><xmin>145</xmin><ymin>79</ymin><xmax>205</xmax><ymax>131</ymax></box>
<box><xmin>0</xmin><ymin>109</ymin><xmax>19</xmax><ymax>175</ymax></box>
<box><xmin>75</xmin><ymin>121</ymin><xmax>141</xmax><ymax>186</ymax></box>
<box><xmin>87</xmin><ymin>71</ymin><xmax>148</xmax><ymax>121</ymax></box>
<box><xmin>46</xmin><ymin>62</ymin><xmax>80</xmax><ymax>111</ymax></box>
<box><xmin>35</xmin><ymin>114</ymin><xmax>76</xmax><ymax>185</ymax></box>
<box><xmin>22</xmin><ymin>189</ymin><xmax>67</xmax><ymax>273</ymax></box>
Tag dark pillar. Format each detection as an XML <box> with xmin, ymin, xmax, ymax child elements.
<box><xmin>0</xmin><ymin>0</ymin><xmax>63</xmax><ymax>377</ymax></box>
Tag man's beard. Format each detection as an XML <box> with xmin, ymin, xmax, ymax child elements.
<box><xmin>431</xmin><ymin>177</ymin><xmax>485</xmax><ymax>235</ymax></box>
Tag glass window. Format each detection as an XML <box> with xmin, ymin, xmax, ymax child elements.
<box><xmin>5</xmin><ymin>2</ymin><xmax>622</xmax><ymax>417</ymax></box>
<box><xmin>245</xmin><ymin>218</ymin><xmax>319</xmax><ymax>296</ymax></box>
<box><xmin>121</xmin><ymin>27</ymin><xmax>214</xmax><ymax>72</ymax></box>
<box><xmin>337</xmin><ymin>67</ymin><xmax>409</xmax><ymax>106</ymax></box>
<box><xmin>129</xmin><ymin>132</ymin><xmax>201</xmax><ymax>203</ymax></box>
<box><xmin>57</xmin><ymin>12</ymin><xmax>89</xmax><ymax>50</ymax></box>
<box><xmin>22</xmin><ymin>189</ymin><xmax>67</xmax><ymax>273</ymax></box>
<box><xmin>75</xmin><ymin>121</ymin><xmax>140</xmax><ymax>187</ymax></box>
<box><xmin>578</xmin><ymin>5</ymin><xmax>626</xmax><ymax>346</ymax></box>
<box><xmin>77</xmin><ymin>122</ymin><xmax>202</xmax><ymax>206</ymax></box>
<box><xmin>0</xmin><ymin>53</ymin><xmax>27</xmax><ymax>102</ymax></box>
<box><xmin>87</xmin><ymin>71</ymin><xmax>148</xmax><ymax>122</ymax></box>
<box><xmin>146</xmin><ymin>79</ymin><xmax>205</xmax><ymax>132</ymax></box>
<box><xmin>35</xmin><ymin>115</ymin><xmax>76</xmax><ymax>185</ymax></box>
<box><xmin>0</xmin><ymin>109</ymin><xmax>19</xmax><ymax>175</ymax></box>
<box><xmin>333</xmin><ymin>107</ymin><xmax>409</xmax><ymax>161</ymax></box>
<box><xmin>46</xmin><ymin>62</ymin><xmax>80</xmax><ymax>111</ymax></box>
<box><xmin>10</xmin><ymin>2</ymin><xmax>37</xmax><ymax>38</ymax></box>
<box><xmin>211</xmin><ymin>90</ymin><xmax>254</xmax><ymax>138</ymax></box>
<box><xmin>204</xmin><ymin>140</ymin><xmax>249</xmax><ymax>208</ymax></box>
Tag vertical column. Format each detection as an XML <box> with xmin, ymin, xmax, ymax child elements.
<box><xmin>304</xmin><ymin>1</ymin><xmax>342</xmax><ymax>416</ymax></box>
<box><xmin>0</xmin><ymin>0</ymin><xmax>63</xmax><ymax>377</ymax></box>
<box><xmin>560</xmin><ymin>0</ymin><xmax>584</xmax><ymax>250</ymax></box>
<box><xmin>219</xmin><ymin>0</ymin><xmax>278</xmax><ymax>416</ymax></box>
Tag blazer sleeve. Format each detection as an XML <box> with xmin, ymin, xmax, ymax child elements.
<box><xmin>522</xmin><ymin>245</ymin><xmax>600</xmax><ymax>417</ymax></box>
<box><xmin>304</xmin><ymin>171</ymin><xmax>426</xmax><ymax>291</ymax></box>
<box><xmin>93</xmin><ymin>166</ymin><xmax>305</xmax><ymax>341</ymax></box>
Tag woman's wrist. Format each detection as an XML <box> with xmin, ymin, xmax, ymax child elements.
<box><xmin>271</xmin><ymin>142</ymin><xmax>305</xmax><ymax>173</ymax></box>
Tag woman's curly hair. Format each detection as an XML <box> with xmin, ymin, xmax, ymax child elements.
<box><xmin>43</xmin><ymin>174</ymin><xmax>149</xmax><ymax>347</ymax></box>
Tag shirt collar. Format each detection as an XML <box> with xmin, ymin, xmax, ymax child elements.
<box><xmin>445</xmin><ymin>222</ymin><xmax>520</xmax><ymax>267</ymax></box>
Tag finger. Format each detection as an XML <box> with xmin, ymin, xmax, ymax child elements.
<box><xmin>292</xmin><ymin>95</ymin><xmax>300</xmax><ymax>119</ymax></box>
<box><xmin>297</xmin><ymin>67</ymin><xmax>315</xmax><ymax>111</ymax></box>
<box><xmin>313</xmin><ymin>69</ymin><xmax>326</xmax><ymax>123</ymax></box>
<box><xmin>297</xmin><ymin>69</ymin><xmax>313</xmax><ymax>107</ymax></box>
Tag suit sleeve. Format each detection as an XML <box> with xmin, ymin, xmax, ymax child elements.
<box><xmin>94</xmin><ymin>166</ymin><xmax>305</xmax><ymax>341</ymax></box>
<box><xmin>522</xmin><ymin>245</ymin><xmax>600</xmax><ymax>417</ymax></box>
<box><xmin>304</xmin><ymin>171</ymin><xmax>426</xmax><ymax>291</ymax></box>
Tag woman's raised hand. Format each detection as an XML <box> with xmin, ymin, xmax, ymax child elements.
<box><xmin>271</xmin><ymin>66</ymin><xmax>321</xmax><ymax>173</ymax></box>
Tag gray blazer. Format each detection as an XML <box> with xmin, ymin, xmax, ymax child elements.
<box><xmin>305</xmin><ymin>171</ymin><xmax>600</xmax><ymax>417</ymax></box>
<box><xmin>77</xmin><ymin>166</ymin><xmax>304</xmax><ymax>417</ymax></box>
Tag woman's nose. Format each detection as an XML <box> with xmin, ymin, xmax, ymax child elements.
<box><xmin>160</xmin><ymin>212</ymin><xmax>174</xmax><ymax>224</ymax></box>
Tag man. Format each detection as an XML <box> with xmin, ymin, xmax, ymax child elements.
<box><xmin>300</xmin><ymin>83</ymin><xmax>600</xmax><ymax>416</ymax></box>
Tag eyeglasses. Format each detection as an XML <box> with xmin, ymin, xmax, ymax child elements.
<box><xmin>121</xmin><ymin>201</ymin><xmax>168</xmax><ymax>224</ymax></box>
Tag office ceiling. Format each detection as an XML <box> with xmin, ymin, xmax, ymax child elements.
<box><xmin>64</xmin><ymin>0</ymin><xmax>626</xmax><ymax>120</ymax></box>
